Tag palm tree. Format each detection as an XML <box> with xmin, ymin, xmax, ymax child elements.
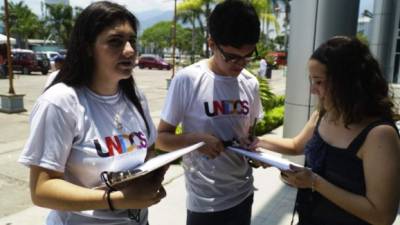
<box><xmin>45</xmin><ymin>3</ymin><xmax>74</xmax><ymax>48</ymax></box>
<box><xmin>251</xmin><ymin>0</ymin><xmax>280</xmax><ymax>45</ymax></box>
<box><xmin>2</xmin><ymin>1</ymin><xmax>41</xmax><ymax>48</ymax></box>
<box><xmin>177</xmin><ymin>0</ymin><xmax>218</xmax><ymax>57</ymax></box>
<box><xmin>281</xmin><ymin>0</ymin><xmax>291</xmax><ymax>52</ymax></box>
<box><xmin>177</xmin><ymin>6</ymin><xmax>201</xmax><ymax>62</ymax></box>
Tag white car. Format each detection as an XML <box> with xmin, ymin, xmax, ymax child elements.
<box><xmin>40</xmin><ymin>51</ymin><xmax>62</xmax><ymax>71</ymax></box>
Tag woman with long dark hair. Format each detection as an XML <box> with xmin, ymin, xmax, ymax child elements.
<box><xmin>19</xmin><ymin>2</ymin><xmax>166</xmax><ymax>224</ymax></box>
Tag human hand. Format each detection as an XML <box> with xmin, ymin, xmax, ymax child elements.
<box><xmin>228</xmin><ymin>137</ymin><xmax>271</xmax><ymax>168</ymax></box>
<box><xmin>196</xmin><ymin>133</ymin><xmax>225</xmax><ymax>159</ymax></box>
<box><xmin>144</xmin><ymin>145</ymin><xmax>156</xmax><ymax>161</ymax></box>
<box><xmin>248</xmin><ymin>136</ymin><xmax>261</xmax><ymax>151</ymax></box>
<box><xmin>280</xmin><ymin>165</ymin><xmax>316</xmax><ymax>190</ymax></box>
<box><xmin>237</xmin><ymin>136</ymin><xmax>253</xmax><ymax>149</ymax></box>
<box><xmin>246</xmin><ymin>157</ymin><xmax>271</xmax><ymax>169</ymax></box>
<box><xmin>115</xmin><ymin>166</ymin><xmax>169</xmax><ymax>209</ymax></box>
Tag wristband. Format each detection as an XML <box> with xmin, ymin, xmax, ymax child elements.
<box><xmin>106</xmin><ymin>188</ymin><xmax>115</xmax><ymax>211</ymax></box>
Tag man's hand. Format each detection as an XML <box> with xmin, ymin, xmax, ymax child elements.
<box><xmin>195</xmin><ymin>133</ymin><xmax>225</xmax><ymax>159</ymax></box>
<box><xmin>237</xmin><ymin>136</ymin><xmax>270</xmax><ymax>169</ymax></box>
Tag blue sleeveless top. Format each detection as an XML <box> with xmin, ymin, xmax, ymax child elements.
<box><xmin>295</xmin><ymin>118</ymin><xmax>397</xmax><ymax>225</ymax></box>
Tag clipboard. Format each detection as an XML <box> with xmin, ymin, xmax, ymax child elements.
<box><xmin>96</xmin><ymin>142</ymin><xmax>205</xmax><ymax>189</ymax></box>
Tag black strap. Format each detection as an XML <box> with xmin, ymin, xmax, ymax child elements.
<box><xmin>101</xmin><ymin>171</ymin><xmax>117</xmax><ymax>211</ymax></box>
<box><xmin>105</xmin><ymin>188</ymin><xmax>115</xmax><ymax>211</ymax></box>
<box><xmin>347</xmin><ymin>119</ymin><xmax>396</xmax><ymax>154</ymax></box>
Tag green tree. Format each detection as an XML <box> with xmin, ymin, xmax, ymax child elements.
<box><xmin>251</xmin><ymin>0</ymin><xmax>280</xmax><ymax>44</ymax></box>
<box><xmin>177</xmin><ymin>0</ymin><xmax>218</xmax><ymax>57</ymax></box>
<box><xmin>274</xmin><ymin>35</ymin><xmax>285</xmax><ymax>50</ymax></box>
<box><xmin>2</xmin><ymin>2</ymin><xmax>41</xmax><ymax>48</ymax></box>
<box><xmin>44</xmin><ymin>3</ymin><xmax>76</xmax><ymax>48</ymax></box>
<box><xmin>177</xmin><ymin>7</ymin><xmax>202</xmax><ymax>62</ymax></box>
<box><xmin>140</xmin><ymin>21</ymin><xmax>173</xmax><ymax>55</ymax></box>
<box><xmin>140</xmin><ymin>21</ymin><xmax>203</xmax><ymax>57</ymax></box>
<box><xmin>177</xmin><ymin>27</ymin><xmax>204</xmax><ymax>55</ymax></box>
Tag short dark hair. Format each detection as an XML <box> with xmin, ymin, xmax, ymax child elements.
<box><xmin>311</xmin><ymin>36</ymin><xmax>395</xmax><ymax>125</ymax></box>
<box><xmin>208</xmin><ymin>0</ymin><xmax>260</xmax><ymax>48</ymax></box>
<box><xmin>48</xmin><ymin>1</ymin><xmax>150</xmax><ymax>135</ymax></box>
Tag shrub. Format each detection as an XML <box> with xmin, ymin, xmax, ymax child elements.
<box><xmin>255</xmin><ymin>105</ymin><xmax>284</xmax><ymax>135</ymax></box>
<box><xmin>255</xmin><ymin>76</ymin><xmax>285</xmax><ymax>135</ymax></box>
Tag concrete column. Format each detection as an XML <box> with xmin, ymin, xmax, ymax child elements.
<box><xmin>283</xmin><ymin>0</ymin><xmax>359</xmax><ymax>139</ymax></box>
<box><xmin>369</xmin><ymin>0</ymin><xmax>397</xmax><ymax>82</ymax></box>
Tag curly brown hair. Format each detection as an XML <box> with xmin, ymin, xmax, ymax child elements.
<box><xmin>310</xmin><ymin>36</ymin><xmax>395</xmax><ymax>126</ymax></box>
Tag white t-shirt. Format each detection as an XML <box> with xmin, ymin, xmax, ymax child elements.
<box><xmin>19</xmin><ymin>83</ymin><xmax>156</xmax><ymax>225</ymax></box>
<box><xmin>161</xmin><ymin>60</ymin><xmax>264</xmax><ymax>212</ymax></box>
<box><xmin>258</xmin><ymin>59</ymin><xmax>267</xmax><ymax>78</ymax></box>
<box><xmin>44</xmin><ymin>70</ymin><xmax>58</xmax><ymax>88</ymax></box>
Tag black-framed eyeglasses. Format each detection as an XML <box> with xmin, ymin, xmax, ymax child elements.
<box><xmin>215</xmin><ymin>43</ymin><xmax>258</xmax><ymax>63</ymax></box>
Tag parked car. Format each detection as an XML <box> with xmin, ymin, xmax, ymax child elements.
<box><xmin>35</xmin><ymin>52</ymin><xmax>50</xmax><ymax>74</ymax></box>
<box><xmin>58</xmin><ymin>49</ymin><xmax>67</xmax><ymax>57</ymax></box>
<box><xmin>41</xmin><ymin>51</ymin><xmax>62</xmax><ymax>70</ymax></box>
<box><xmin>11</xmin><ymin>49</ymin><xmax>49</xmax><ymax>75</ymax></box>
<box><xmin>267</xmin><ymin>51</ymin><xmax>287</xmax><ymax>69</ymax></box>
<box><xmin>41</xmin><ymin>51</ymin><xmax>62</xmax><ymax>61</ymax></box>
<box><xmin>138</xmin><ymin>54</ymin><xmax>171</xmax><ymax>70</ymax></box>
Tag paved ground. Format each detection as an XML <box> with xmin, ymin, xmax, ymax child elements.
<box><xmin>0</xmin><ymin>69</ymin><xmax>398</xmax><ymax>225</ymax></box>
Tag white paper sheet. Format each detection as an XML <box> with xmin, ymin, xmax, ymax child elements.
<box><xmin>227</xmin><ymin>146</ymin><xmax>303</xmax><ymax>171</ymax></box>
<box><xmin>136</xmin><ymin>142</ymin><xmax>204</xmax><ymax>173</ymax></box>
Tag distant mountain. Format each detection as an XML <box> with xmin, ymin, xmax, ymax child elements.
<box><xmin>135</xmin><ymin>9</ymin><xmax>174</xmax><ymax>34</ymax></box>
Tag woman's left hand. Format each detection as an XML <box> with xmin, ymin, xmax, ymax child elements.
<box><xmin>280</xmin><ymin>165</ymin><xmax>316</xmax><ymax>190</ymax></box>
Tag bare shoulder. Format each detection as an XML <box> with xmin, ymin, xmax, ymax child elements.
<box><xmin>367</xmin><ymin>124</ymin><xmax>399</xmax><ymax>142</ymax></box>
<box><xmin>362</xmin><ymin>124</ymin><xmax>400</xmax><ymax>157</ymax></box>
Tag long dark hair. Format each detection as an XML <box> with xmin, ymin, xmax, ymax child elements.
<box><xmin>311</xmin><ymin>36</ymin><xmax>394</xmax><ymax>126</ymax></box>
<box><xmin>48</xmin><ymin>1</ymin><xmax>150</xmax><ymax>134</ymax></box>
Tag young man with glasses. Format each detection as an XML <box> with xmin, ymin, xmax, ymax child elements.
<box><xmin>156</xmin><ymin>1</ymin><xmax>262</xmax><ymax>225</ymax></box>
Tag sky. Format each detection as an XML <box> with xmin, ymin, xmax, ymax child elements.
<box><xmin>7</xmin><ymin>0</ymin><xmax>373</xmax><ymax>17</ymax></box>
<box><xmin>11</xmin><ymin>0</ymin><xmax>180</xmax><ymax>17</ymax></box>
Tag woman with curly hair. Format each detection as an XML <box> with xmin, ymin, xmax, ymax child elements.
<box><xmin>252</xmin><ymin>36</ymin><xmax>400</xmax><ymax>225</ymax></box>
